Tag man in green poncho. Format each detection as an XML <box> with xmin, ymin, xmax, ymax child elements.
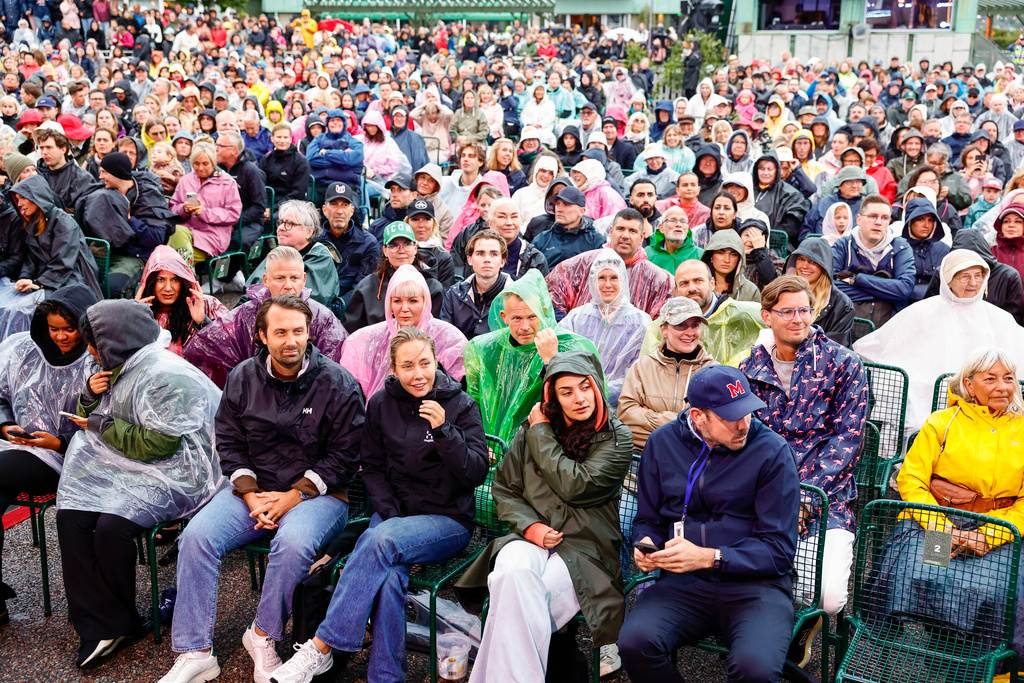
<box><xmin>464</xmin><ymin>269</ymin><xmax>597</xmax><ymax>445</ymax></box>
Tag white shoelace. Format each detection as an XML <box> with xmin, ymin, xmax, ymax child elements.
<box><xmin>286</xmin><ymin>642</ymin><xmax>325</xmax><ymax>672</ymax></box>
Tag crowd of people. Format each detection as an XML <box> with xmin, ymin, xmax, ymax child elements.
<box><xmin>1</xmin><ymin>4</ymin><xmax>1024</xmax><ymax>683</ymax></box>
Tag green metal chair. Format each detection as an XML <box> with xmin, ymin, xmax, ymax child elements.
<box><xmin>932</xmin><ymin>373</ymin><xmax>955</xmax><ymax>413</ymax></box>
<box><xmin>85</xmin><ymin>237</ymin><xmax>111</xmax><ymax>298</ymax></box>
<box><xmin>835</xmin><ymin>500</ymin><xmax>1021</xmax><ymax>683</ymax></box>
<box><xmin>862</xmin><ymin>362</ymin><xmax>910</xmax><ymax>477</ymax></box>
<box><xmin>853</xmin><ymin>420</ymin><xmax>883</xmax><ymax>507</ymax></box>
<box><xmin>13</xmin><ymin>492</ymin><xmax>58</xmax><ymax>616</ymax></box>
<box><xmin>692</xmin><ymin>484</ymin><xmax>831</xmax><ymax>681</ymax></box>
<box><xmin>851</xmin><ymin>317</ymin><xmax>876</xmax><ymax>345</ymax></box>
<box><xmin>195</xmin><ymin>217</ymin><xmax>249</xmax><ymax>294</ymax></box>
<box><xmin>768</xmin><ymin>229</ymin><xmax>790</xmax><ymax>259</ymax></box>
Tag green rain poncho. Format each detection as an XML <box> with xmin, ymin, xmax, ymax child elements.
<box><xmin>639</xmin><ymin>297</ymin><xmax>766</xmax><ymax>366</ymax></box>
<box><xmin>464</xmin><ymin>269</ymin><xmax>597</xmax><ymax>444</ymax></box>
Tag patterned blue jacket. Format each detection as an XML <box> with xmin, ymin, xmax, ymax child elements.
<box><xmin>740</xmin><ymin>326</ymin><xmax>868</xmax><ymax>532</ymax></box>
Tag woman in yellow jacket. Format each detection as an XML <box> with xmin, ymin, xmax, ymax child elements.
<box><xmin>884</xmin><ymin>347</ymin><xmax>1024</xmax><ymax>659</ymax></box>
<box><xmin>291</xmin><ymin>10</ymin><xmax>317</xmax><ymax>49</ymax></box>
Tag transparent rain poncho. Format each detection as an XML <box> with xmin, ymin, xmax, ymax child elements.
<box><xmin>640</xmin><ymin>297</ymin><xmax>766</xmax><ymax>366</ymax></box>
<box><xmin>58</xmin><ymin>332</ymin><xmax>224</xmax><ymax>527</ymax></box>
<box><xmin>558</xmin><ymin>249</ymin><xmax>651</xmax><ymax>407</ymax></box>
<box><xmin>0</xmin><ymin>278</ymin><xmax>45</xmax><ymax>343</ymax></box>
<box><xmin>854</xmin><ymin>249</ymin><xmax>1024</xmax><ymax>437</ymax></box>
<box><xmin>0</xmin><ymin>331</ymin><xmax>98</xmax><ymax>473</ymax></box>
<box><xmin>340</xmin><ymin>264</ymin><xmax>468</xmax><ymax>401</ymax></box>
<box><xmin>464</xmin><ymin>269</ymin><xmax>597</xmax><ymax>444</ymax></box>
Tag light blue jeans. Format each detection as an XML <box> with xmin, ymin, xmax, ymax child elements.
<box><xmin>171</xmin><ymin>487</ymin><xmax>348</xmax><ymax>651</ymax></box>
<box><xmin>317</xmin><ymin>512</ymin><xmax>471</xmax><ymax>682</ymax></box>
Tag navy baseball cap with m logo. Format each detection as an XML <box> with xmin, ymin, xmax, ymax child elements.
<box><xmin>685</xmin><ymin>366</ymin><xmax>766</xmax><ymax>421</ymax></box>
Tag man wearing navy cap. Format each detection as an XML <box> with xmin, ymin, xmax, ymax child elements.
<box><xmin>618</xmin><ymin>364</ymin><xmax>799</xmax><ymax>683</ymax></box>
<box><xmin>530</xmin><ymin>186</ymin><xmax>605</xmax><ymax>269</ymax></box>
<box><xmin>35</xmin><ymin>96</ymin><xmax>58</xmax><ymax>122</ymax></box>
<box><xmin>317</xmin><ymin>182</ymin><xmax>378</xmax><ymax>301</ymax></box>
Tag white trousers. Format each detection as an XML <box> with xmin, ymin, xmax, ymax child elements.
<box><xmin>469</xmin><ymin>540</ymin><xmax>582</xmax><ymax>683</ymax></box>
<box><xmin>794</xmin><ymin>527</ymin><xmax>855</xmax><ymax>617</ymax></box>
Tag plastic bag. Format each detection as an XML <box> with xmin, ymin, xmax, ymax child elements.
<box><xmin>58</xmin><ymin>334</ymin><xmax>225</xmax><ymax>527</ymax></box>
<box><xmin>407</xmin><ymin>589</ymin><xmax>482</xmax><ymax>660</ymax></box>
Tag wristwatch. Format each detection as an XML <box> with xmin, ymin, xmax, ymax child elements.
<box><xmin>712</xmin><ymin>548</ymin><xmax>723</xmax><ymax>570</ymax></box>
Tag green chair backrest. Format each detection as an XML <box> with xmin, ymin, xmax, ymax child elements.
<box><xmin>850</xmin><ymin>317</ymin><xmax>875</xmax><ymax>345</ymax></box>
<box><xmin>862</xmin><ymin>362</ymin><xmax>909</xmax><ymax>462</ymax></box>
<box><xmin>85</xmin><ymin>237</ymin><xmax>111</xmax><ymax>299</ymax></box>
<box><xmin>768</xmin><ymin>230</ymin><xmax>789</xmax><ymax>259</ymax></box>
<box><xmin>853</xmin><ymin>420</ymin><xmax>882</xmax><ymax>502</ymax></box>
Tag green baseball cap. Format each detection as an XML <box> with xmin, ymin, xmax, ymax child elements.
<box><xmin>382</xmin><ymin>221</ymin><xmax>416</xmax><ymax>245</ymax></box>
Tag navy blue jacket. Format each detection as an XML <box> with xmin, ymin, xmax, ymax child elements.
<box><xmin>306</xmin><ymin>129</ymin><xmax>364</xmax><ymax>188</ymax></box>
<box><xmin>633</xmin><ymin>416</ymin><xmax>799</xmax><ymax>583</ymax></box>
<box><xmin>439</xmin><ymin>273</ymin><xmax>509</xmax><ymax>340</ymax></box>
<box><xmin>317</xmin><ymin>220</ymin><xmax>379</xmax><ymax>299</ymax></box>
<box><xmin>901</xmin><ymin>199</ymin><xmax>950</xmax><ymax>303</ymax></box>
<box><xmin>530</xmin><ymin>215</ymin><xmax>605</xmax><ymax>269</ymax></box>
<box><xmin>831</xmin><ymin>233</ymin><xmax>916</xmax><ymax>310</ymax></box>
<box><xmin>242</xmin><ymin>127</ymin><xmax>273</xmax><ymax>159</ymax></box>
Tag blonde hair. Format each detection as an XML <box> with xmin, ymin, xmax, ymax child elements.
<box><xmin>487</xmin><ymin>138</ymin><xmax>521</xmax><ymax>172</ymax></box>
<box><xmin>950</xmin><ymin>348</ymin><xmax>1024</xmax><ymax>416</ymax></box>
<box><xmin>189</xmin><ymin>141</ymin><xmax>216</xmax><ymax>167</ymax></box>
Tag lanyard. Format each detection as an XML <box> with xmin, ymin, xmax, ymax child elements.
<box><xmin>681</xmin><ymin>448</ymin><xmax>710</xmax><ymax>524</ymax></box>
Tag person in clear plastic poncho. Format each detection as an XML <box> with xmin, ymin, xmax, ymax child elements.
<box><xmin>341</xmin><ymin>264</ymin><xmax>468</xmax><ymax>401</ymax></box>
<box><xmin>464</xmin><ymin>269</ymin><xmax>597</xmax><ymax>445</ymax></box>
<box><xmin>854</xmin><ymin>248</ymin><xmax>1024</xmax><ymax>438</ymax></box>
<box><xmin>55</xmin><ymin>299</ymin><xmax>222</xmax><ymax>666</ymax></box>
<box><xmin>559</xmin><ymin>249</ymin><xmax>651</xmax><ymax>408</ymax></box>
<box><xmin>0</xmin><ymin>284</ymin><xmax>98</xmax><ymax>623</ymax></box>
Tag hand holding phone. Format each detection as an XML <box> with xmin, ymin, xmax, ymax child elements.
<box><xmin>6</xmin><ymin>429</ymin><xmax>36</xmax><ymax>439</ymax></box>
<box><xmin>634</xmin><ymin>541</ymin><xmax>659</xmax><ymax>555</ymax></box>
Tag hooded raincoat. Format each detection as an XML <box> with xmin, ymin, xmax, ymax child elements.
<box><xmin>546</xmin><ymin>245</ymin><xmax>672</xmax><ymax>320</ymax></box>
<box><xmin>456</xmin><ymin>350</ymin><xmax>634</xmax><ymax>648</ymax></box>
<box><xmin>901</xmin><ymin>198</ymin><xmax>951</xmax><ymax>302</ymax></box>
<box><xmin>60</xmin><ymin>301</ymin><xmax>222</xmax><ymax>527</ymax></box>
<box><xmin>572</xmin><ymin>158</ymin><xmax>626</xmax><ymax>222</ymax></box>
<box><xmin>701</xmin><ymin>229</ymin><xmax>761</xmax><ymax>303</ymax></box>
<box><xmin>854</xmin><ymin>249</ymin><xmax>1024</xmax><ymax>435</ymax></box>
<box><xmin>723</xmin><ymin>130</ymin><xmax>755</xmax><ymax>175</ymax></box>
<box><xmin>925</xmin><ymin>228</ymin><xmax>1024</xmax><ymax>323</ymax></box>
<box><xmin>182</xmin><ymin>282</ymin><xmax>348</xmax><ymax>388</ymax></box>
<box><xmin>463</xmin><ymin>270</ymin><xmax>598</xmax><ymax>444</ymax></box>
<box><xmin>139</xmin><ymin>245</ymin><xmax>229</xmax><ymax>356</ymax></box>
<box><xmin>0</xmin><ymin>284</ymin><xmax>99</xmax><ymax>473</ymax></box>
<box><xmin>341</xmin><ymin>265</ymin><xmax>467</xmax><ymax>401</ymax></box>
<box><xmin>558</xmin><ymin>250</ymin><xmax>652</xmax><ymax>406</ymax></box>
<box><xmin>693</xmin><ymin>143</ymin><xmax>723</xmax><ymax>207</ymax></box>
<box><xmin>169</xmin><ymin>167</ymin><xmax>242</xmax><ymax>257</ymax></box>
<box><xmin>751</xmin><ymin>151</ymin><xmax>809</xmax><ymax>248</ymax></box>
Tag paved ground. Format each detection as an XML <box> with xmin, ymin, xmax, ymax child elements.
<box><xmin>0</xmin><ymin>513</ymin><xmax>826</xmax><ymax>683</ymax></box>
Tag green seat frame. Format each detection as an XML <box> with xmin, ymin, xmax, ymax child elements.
<box><xmin>862</xmin><ymin>362</ymin><xmax>910</xmax><ymax>491</ymax></box>
<box><xmin>195</xmin><ymin>217</ymin><xmax>249</xmax><ymax>294</ymax></box>
<box><xmin>835</xmin><ymin>500</ymin><xmax>1021</xmax><ymax>683</ymax></box>
<box><xmin>13</xmin><ymin>492</ymin><xmax>58</xmax><ymax>616</ymax></box>
<box><xmin>85</xmin><ymin>237</ymin><xmax>111</xmax><ymax>299</ymax></box>
<box><xmin>850</xmin><ymin>317</ymin><xmax>876</xmax><ymax>345</ymax></box>
<box><xmin>769</xmin><ymin>229</ymin><xmax>790</xmax><ymax>259</ymax></box>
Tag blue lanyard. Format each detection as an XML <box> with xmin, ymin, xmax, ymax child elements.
<box><xmin>682</xmin><ymin>448</ymin><xmax>710</xmax><ymax>523</ymax></box>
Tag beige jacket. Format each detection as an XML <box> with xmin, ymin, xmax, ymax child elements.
<box><xmin>617</xmin><ymin>342</ymin><xmax>718</xmax><ymax>451</ymax></box>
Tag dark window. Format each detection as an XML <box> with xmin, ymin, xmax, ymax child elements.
<box><xmin>758</xmin><ymin>0</ymin><xmax>842</xmax><ymax>30</ymax></box>
<box><xmin>865</xmin><ymin>0</ymin><xmax>954</xmax><ymax>29</ymax></box>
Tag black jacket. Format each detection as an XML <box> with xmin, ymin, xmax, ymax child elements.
<box><xmin>784</xmin><ymin>237</ymin><xmax>856</xmax><ymax>347</ymax></box>
<box><xmin>362</xmin><ymin>371</ymin><xmax>489</xmax><ymax>530</ymax></box>
<box><xmin>440</xmin><ymin>273</ymin><xmax>509</xmax><ymax>339</ymax></box>
<box><xmin>926</xmin><ymin>228</ymin><xmax>1024</xmax><ymax>323</ymax></box>
<box><xmin>751</xmin><ymin>151</ymin><xmax>809</xmax><ymax>249</ymax></box>
<box><xmin>343</xmin><ymin>259</ymin><xmax>445</xmax><ymax>333</ymax></box>
<box><xmin>694</xmin><ymin>143</ymin><xmax>723</xmax><ymax>207</ymax></box>
<box><xmin>258</xmin><ymin>144</ymin><xmax>312</xmax><ymax>203</ymax></box>
<box><xmin>369</xmin><ymin>203</ymin><xmax>408</xmax><ymax>244</ymax></box>
<box><xmin>0</xmin><ymin>189</ymin><xmax>25</xmax><ymax>279</ymax></box>
<box><xmin>608</xmin><ymin>137</ymin><xmax>637</xmax><ymax>172</ymax></box>
<box><xmin>224</xmin><ymin>157</ymin><xmax>268</xmax><ymax>236</ymax></box>
<box><xmin>216</xmin><ymin>346</ymin><xmax>365</xmax><ymax>495</ymax></box>
<box><xmin>318</xmin><ymin>220</ymin><xmax>379</xmax><ymax>299</ymax></box>
<box><xmin>505</xmin><ymin>236</ymin><xmax>549</xmax><ymax>279</ymax></box>
<box><xmin>36</xmin><ymin>157</ymin><xmax>103</xmax><ymax>212</ymax></box>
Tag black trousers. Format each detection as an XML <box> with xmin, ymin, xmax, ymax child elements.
<box><xmin>618</xmin><ymin>572</ymin><xmax>795</xmax><ymax>683</ymax></box>
<box><xmin>0</xmin><ymin>449</ymin><xmax>60</xmax><ymax>590</ymax></box>
<box><xmin>56</xmin><ymin>509</ymin><xmax>145</xmax><ymax>641</ymax></box>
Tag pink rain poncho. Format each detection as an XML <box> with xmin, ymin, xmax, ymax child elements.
<box><xmin>444</xmin><ymin>170</ymin><xmax>510</xmax><ymax>251</ymax></box>
<box><xmin>340</xmin><ymin>265</ymin><xmax>467</xmax><ymax>401</ymax></box>
<box><xmin>558</xmin><ymin>249</ymin><xmax>652</xmax><ymax>407</ymax></box>
<box><xmin>182</xmin><ymin>282</ymin><xmax>348</xmax><ymax>388</ymax></box>
<box><xmin>139</xmin><ymin>245</ymin><xmax>229</xmax><ymax>357</ymax></box>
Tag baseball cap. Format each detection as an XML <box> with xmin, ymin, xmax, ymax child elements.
<box><xmin>324</xmin><ymin>182</ymin><xmax>356</xmax><ymax>204</ymax></box>
<box><xmin>1014</xmin><ymin>119</ymin><xmax>1024</xmax><ymax>132</ymax></box>
<box><xmin>984</xmin><ymin>177</ymin><xmax>1004</xmax><ymax>190</ymax></box>
<box><xmin>555</xmin><ymin>186</ymin><xmax>586</xmax><ymax>208</ymax></box>
<box><xmin>752</xmin><ymin>112</ymin><xmax>766</xmax><ymax>122</ymax></box>
<box><xmin>602</xmin><ymin>116</ymin><xmax>617</xmax><ymax>126</ymax></box>
<box><xmin>382</xmin><ymin>221</ymin><xmax>416</xmax><ymax>245</ymax></box>
<box><xmin>901</xmin><ymin>90</ymin><xmax>917</xmax><ymax>100</ymax></box>
<box><xmin>798</xmin><ymin>105</ymin><xmax>816</xmax><ymax>117</ymax></box>
<box><xmin>658</xmin><ymin>297</ymin><xmax>707</xmax><ymax>326</ymax></box>
<box><xmin>580</xmin><ymin>101</ymin><xmax>597</xmax><ymax>112</ymax></box>
<box><xmin>36</xmin><ymin>96</ymin><xmax>58</xmax><ymax>109</ymax></box>
<box><xmin>775</xmin><ymin>147</ymin><xmax>795</xmax><ymax>163</ymax></box>
<box><xmin>686</xmin><ymin>366</ymin><xmax>767</xmax><ymax>421</ymax></box>
<box><xmin>407</xmin><ymin>198</ymin><xmax>434</xmax><ymax>218</ymax></box>
<box><xmin>384</xmin><ymin>172</ymin><xmax>415</xmax><ymax>191</ymax></box>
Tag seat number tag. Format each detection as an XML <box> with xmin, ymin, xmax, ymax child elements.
<box><xmin>922</xmin><ymin>529</ymin><xmax>952</xmax><ymax>568</ymax></box>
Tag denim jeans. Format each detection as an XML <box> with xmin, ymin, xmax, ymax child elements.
<box><xmin>171</xmin><ymin>487</ymin><xmax>348</xmax><ymax>652</ymax></box>
<box><xmin>317</xmin><ymin>513</ymin><xmax>471</xmax><ymax>683</ymax></box>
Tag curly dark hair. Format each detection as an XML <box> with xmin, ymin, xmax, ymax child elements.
<box><xmin>540</xmin><ymin>374</ymin><xmax>600</xmax><ymax>463</ymax></box>
<box><xmin>142</xmin><ymin>271</ymin><xmax>194</xmax><ymax>345</ymax></box>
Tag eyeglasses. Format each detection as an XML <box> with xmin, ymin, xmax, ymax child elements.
<box><xmin>661</xmin><ymin>218</ymin><xmax>688</xmax><ymax>225</ymax></box>
<box><xmin>770</xmin><ymin>307</ymin><xmax>814</xmax><ymax>321</ymax></box>
<box><xmin>954</xmin><ymin>272</ymin><xmax>985</xmax><ymax>285</ymax></box>
<box><xmin>385</xmin><ymin>241</ymin><xmax>416</xmax><ymax>252</ymax></box>
<box><xmin>277</xmin><ymin>220</ymin><xmax>303</xmax><ymax>231</ymax></box>
<box><xmin>860</xmin><ymin>213</ymin><xmax>891</xmax><ymax>224</ymax></box>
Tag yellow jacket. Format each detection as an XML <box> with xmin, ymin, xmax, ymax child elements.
<box><xmin>292</xmin><ymin>11</ymin><xmax>317</xmax><ymax>49</ymax></box>
<box><xmin>898</xmin><ymin>391</ymin><xmax>1024</xmax><ymax>545</ymax></box>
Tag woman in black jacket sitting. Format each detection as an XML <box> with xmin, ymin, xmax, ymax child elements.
<box><xmin>269</xmin><ymin>326</ymin><xmax>489</xmax><ymax>683</ymax></box>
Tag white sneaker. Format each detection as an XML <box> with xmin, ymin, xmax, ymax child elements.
<box><xmin>157</xmin><ymin>651</ymin><xmax>221</xmax><ymax>683</ymax></box>
<box><xmin>243</xmin><ymin>623</ymin><xmax>283</xmax><ymax>683</ymax></box>
<box><xmin>268</xmin><ymin>640</ymin><xmax>333</xmax><ymax>683</ymax></box>
<box><xmin>599</xmin><ymin>643</ymin><xmax>621</xmax><ymax>677</ymax></box>
<box><xmin>225</xmin><ymin>270</ymin><xmax>247</xmax><ymax>292</ymax></box>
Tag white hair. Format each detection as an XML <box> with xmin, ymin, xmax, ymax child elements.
<box><xmin>950</xmin><ymin>347</ymin><xmax>1024</xmax><ymax>416</ymax></box>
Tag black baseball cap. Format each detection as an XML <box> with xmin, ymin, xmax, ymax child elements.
<box><xmin>324</xmin><ymin>182</ymin><xmax>355</xmax><ymax>204</ymax></box>
<box><xmin>385</xmin><ymin>172</ymin><xmax>415</xmax><ymax>191</ymax></box>
<box><xmin>407</xmin><ymin>198</ymin><xmax>434</xmax><ymax>218</ymax></box>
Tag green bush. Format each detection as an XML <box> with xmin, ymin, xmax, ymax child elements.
<box><xmin>990</xmin><ymin>28</ymin><xmax>1018</xmax><ymax>50</ymax></box>
<box><xmin>660</xmin><ymin>30</ymin><xmax>725</xmax><ymax>92</ymax></box>
<box><xmin>625</xmin><ymin>41</ymin><xmax>647</xmax><ymax>67</ymax></box>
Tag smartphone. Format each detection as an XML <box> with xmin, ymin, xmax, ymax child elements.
<box><xmin>59</xmin><ymin>410</ymin><xmax>79</xmax><ymax>419</ymax></box>
<box><xmin>977</xmin><ymin>153</ymin><xmax>987</xmax><ymax>164</ymax></box>
<box><xmin>6</xmin><ymin>429</ymin><xmax>36</xmax><ymax>439</ymax></box>
<box><xmin>634</xmin><ymin>541</ymin><xmax>659</xmax><ymax>555</ymax></box>
<box><xmin>185</xmin><ymin>192</ymin><xmax>199</xmax><ymax>204</ymax></box>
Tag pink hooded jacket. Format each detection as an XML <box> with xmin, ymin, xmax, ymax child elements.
<box><xmin>734</xmin><ymin>89</ymin><xmax>758</xmax><ymax>122</ymax></box>
<box><xmin>444</xmin><ymin>170</ymin><xmax>510</xmax><ymax>251</ymax></box>
<box><xmin>139</xmin><ymin>245</ymin><xmax>228</xmax><ymax>356</ymax></box>
<box><xmin>169</xmin><ymin>169</ymin><xmax>242</xmax><ymax>257</ymax></box>
<box><xmin>573</xmin><ymin>158</ymin><xmax>627</xmax><ymax>221</ymax></box>
<box><xmin>340</xmin><ymin>265</ymin><xmax>468</xmax><ymax>401</ymax></box>
<box><xmin>357</xmin><ymin>109</ymin><xmax>402</xmax><ymax>178</ymax></box>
